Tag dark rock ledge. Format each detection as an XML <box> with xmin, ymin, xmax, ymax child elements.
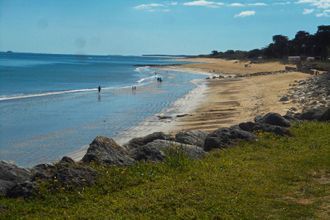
<box><xmin>1</xmin><ymin>108</ymin><xmax>329</xmax><ymax>198</ymax></box>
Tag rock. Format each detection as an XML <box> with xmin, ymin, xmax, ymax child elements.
<box><xmin>300</xmin><ymin>107</ymin><xmax>330</xmax><ymax>121</ymax></box>
<box><xmin>59</xmin><ymin>156</ymin><xmax>75</xmax><ymax>165</ymax></box>
<box><xmin>279</xmin><ymin>96</ymin><xmax>289</xmax><ymax>102</ymax></box>
<box><xmin>130</xmin><ymin>144</ymin><xmax>166</xmax><ymax>162</ymax></box>
<box><xmin>8</xmin><ymin>160</ymin><xmax>98</xmax><ymax>198</ymax></box>
<box><xmin>175</xmin><ymin>130</ymin><xmax>208</xmax><ymax>148</ymax></box>
<box><xmin>157</xmin><ymin>115</ymin><xmax>172</xmax><ymax>120</ymax></box>
<box><xmin>203</xmin><ymin>128</ymin><xmax>256</xmax><ymax>151</ymax></box>
<box><xmin>82</xmin><ymin>136</ymin><xmax>134</xmax><ymax>166</ymax></box>
<box><xmin>289</xmin><ymin>107</ymin><xmax>298</xmax><ymax>112</ymax></box>
<box><xmin>283</xmin><ymin>112</ymin><xmax>300</xmax><ymax>122</ymax></box>
<box><xmin>54</xmin><ymin>164</ymin><xmax>97</xmax><ymax>188</ymax></box>
<box><xmin>130</xmin><ymin>140</ymin><xmax>206</xmax><ymax>162</ymax></box>
<box><xmin>236</xmin><ymin>122</ymin><xmax>256</xmax><ymax>132</ymax></box>
<box><xmin>0</xmin><ymin>161</ymin><xmax>32</xmax><ymax>196</ymax></box>
<box><xmin>6</xmin><ymin>181</ymin><xmax>37</xmax><ymax>198</ymax></box>
<box><xmin>320</xmin><ymin>108</ymin><xmax>330</xmax><ymax>121</ymax></box>
<box><xmin>255</xmin><ymin>112</ymin><xmax>291</xmax><ymax>127</ymax></box>
<box><xmin>238</xmin><ymin>122</ymin><xmax>292</xmax><ymax>136</ymax></box>
<box><xmin>31</xmin><ymin>163</ymin><xmax>56</xmax><ymax>180</ymax></box>
<box><xmin>0</xmin><ymin>180</ymin><xmax>16</xmax><ymax>197</ymax></box>
<box><xmin>126</xmin><ymin>132</ymin><xmax>173</xmax><ymax>149</ymax></box>
<box><xmin>0</xmin><ymin>161</ymin><xmax>31</xmax><ymax>182</ymax></box>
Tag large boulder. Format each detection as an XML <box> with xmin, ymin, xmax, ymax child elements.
<box><xmin>299</xmin><ymin>107</ymin><xmax>330</xmax><ymax>121</ymax></box>
<box><xmin>6</xmin><ymin>181</ymin><xmax>37</xmax><ymax>198</ymax></box>
<box><xmin>0</xmin><ymin>180</ymin><xmax>16</xmax><ymax>197</ymax></box>
<box><xmin>130</xmin><ymin>140</ymin><xmax>206</xmax><ymax>162</ymax></box>
<box><xmin>82</xmin><ymin>136</ymin><xmax>134</xmax><ymax>166</ymax></box>
<box><xmin>31</xmin><ymin>163</ymin><xmax>56</xmax><ymax>180</ymax></box>
<box><xmin>255</xmin><ymin>112</ymin><xmax>291</xmax><ymax>127</ymax></box>
<box><xmin>130</xmin><ymin>144</ymin><xmax>166</xmax><ymax>162</ymax></box>
<box><xmin>126</xmin><ymin>132</ymin><xmax>173</xmax><ymax>149</ymax></box>
<box><xmin>0</xmin><ymin>161</ymin><xmax>32</xmax><ymax>196</ymax></box>
<box><xmin>238</xmin><ymin>122</ymin><xmax>292</xmax><ymax>136</ymax></box>
<box><xmin>53</xmin><ymin>163</ymin><xmax>97</xmax><ymax>188</ymax></box>
<box><xmin>175</xmin><ymin>130</ymin><xmax>208</xmax><ymax>148</ymax></box>
<box><xmin>12</xmin><ymin>156</ymin><xmax>98</xmax><ymax>198</ymax></box>
<box><xmin>203</xmin><ymin>128</ymin><xmax>256</xmax><ymax>151</ymax></box>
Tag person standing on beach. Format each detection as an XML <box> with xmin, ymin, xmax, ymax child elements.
<box><xmin>98</xmin><ymin>86</ymin><xmax>101</xmax><ymax>93</ymax></box>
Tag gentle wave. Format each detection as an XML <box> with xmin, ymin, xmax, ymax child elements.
<box><xmin>134</xmin><ymin>66</ymin><xmax>152</xmax><ymax>74</ymax></box>
<box><xmin>0</xmin><ymin>88</ymin><xmax>98</xmax><ymax>101</ymax></box>
<box><xmin>137</xmin><ymin>75</ymin><xmax>158</xmax><ymax>84</ymax></box>
<box><xmin>134</xmin><ymin>66</ymin><xmax>162</xmax><ymax>84</ymax></box>
<box><xmin>0</xmin><ymin>66</ymin><xmax>161</xmax><ymax>102</ymax></box>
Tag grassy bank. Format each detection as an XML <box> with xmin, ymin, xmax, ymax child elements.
<box><xmin>1</xmin><ymin>122</ymin><xmax>329</xmax><ymax>219</ymax></box>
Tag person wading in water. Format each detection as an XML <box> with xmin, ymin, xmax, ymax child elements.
<box><xmin>98</xmin><ymin>86</ymin><xmax>101</xmax><ymax>93</ymax></box>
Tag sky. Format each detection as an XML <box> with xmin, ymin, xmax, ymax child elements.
<box><xmin>0</xmin><ymin>0</ymin><xmax>329</xmax><ymax>55</ymax></box>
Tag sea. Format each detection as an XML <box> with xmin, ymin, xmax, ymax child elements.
<box><xmin>0</xmin><ymin>52</ymin><xmax>204</xmax><ymax>167</ymax></box>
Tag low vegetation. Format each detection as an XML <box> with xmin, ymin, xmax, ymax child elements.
<box><xmin>1</xmin><ymin>122</ymin><xmax>329</xmax><ymax>219</ymax></box>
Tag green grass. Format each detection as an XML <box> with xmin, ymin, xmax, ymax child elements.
<box><xmin>1</xmin><ymin>122</ymin><xmax>329</xmax><ymax>219</ymax></box>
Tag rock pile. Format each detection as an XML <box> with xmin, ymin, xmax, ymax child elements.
<box><xmin>1</xmin><ymin>157</ymin><xmax>97</xmax><ymax>198</ymax></box>
<box><xmin>282</xmin><ymin>72</ymin><xmax>330</xmax><ymax>115</ymax></box>
<box><xmin>1</xmin><ymin>108</ymin><xmax>329</xmax><ymax>198</ymax></box>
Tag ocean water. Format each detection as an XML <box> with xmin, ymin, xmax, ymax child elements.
<box><xmin>0</xmin><ymin>52</ymin><xmax>203</xmax><ymax>167</ymax></box>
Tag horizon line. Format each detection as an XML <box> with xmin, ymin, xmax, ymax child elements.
<box><xmin>0</xmin><ymin>50</ymin><xmax>200</xmax><ymax>57</ymax></box>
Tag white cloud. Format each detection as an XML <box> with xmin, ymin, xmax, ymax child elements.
<box><xmin>273</xmin><ymin>1</ymin><xmax>292</xmax><ymax>5</ymax></box>
<box><xmin>295</xmin><ymin>0</ymin><xmax>330</xmax><ymax>17</ymax></box>
<box><xmin>234</xmin><ymin>10</ymin><xmax>256</xmax><ymax>17</ymax></box>
<box><xmin>303</xmin><ymin>8</ymin><xmax>315</xmax><ymax>13</ymax></box>
<box><xmin>249</xmin><ymin>3</ymin><xmax>267</xmax><ymax>6</ymax></box>
<box><xmin>134</xmin><ymin>2</ymin><xmax>178</xmax><ymax>12</ymax></box>
<box><xmin>183</xmin><ymin>0</ymin><xmax>224</xmax><ymax>8</ymax></box>
<box><xmin>296</xmin><ymin>0</ymin><xmax>330</xmax><ymax>9</ymax></box>
<box><xmin>134</xmin><ymin>3</ymin><xmax>165</xmax><ymax>11</ymax></box>
<box><xmin>229</xmin><ymin>3</ymin><xmax>245</xmax><ymax>7</ymax></box>
<box><xmin>316</xmin><ymin>9</ymin><xmax>330</xmax><ymax>16</ymax></box>
<box><xmin>183</xmin><ymin>1</ymin><xmax>267</xmax><ymax>8</ymax></box>
<box><xmin>228</xmin><ymin>2</ymin><xmax>267</xmax><ymax>7</ymax></box>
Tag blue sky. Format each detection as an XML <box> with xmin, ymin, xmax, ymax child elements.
<box><xmin>0</xmin><ymin>0</ymin><xmax>329</xmax><ymax>55</ymax></box>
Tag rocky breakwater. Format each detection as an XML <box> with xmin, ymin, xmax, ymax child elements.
<box><xmin>281</xmin><ymin>72</ymin><xmax>330</xmax><ymax>119</ymax></box>
<box><xmin>1</xmin><ymin>109</ymin><xmax>329</xmax><ymax>198</ymax></box>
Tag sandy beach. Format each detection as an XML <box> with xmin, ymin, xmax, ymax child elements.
<box><xmin>165</xmin><ymin>58</ymin><xmax>293</xmax><ymax>75</ymax></box>
<box><xmin>165</xmin><ymin>58</ymin><xmax>311</xmax><ymax>132</ymax></box>
<box><xmin>70</xmin><ymin>58</ymin><xmax>312</xmax><ymax>161</ymax></box>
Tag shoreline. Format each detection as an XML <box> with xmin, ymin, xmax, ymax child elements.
<box><xmin>69</xmin><ymin>70</ymin><xmax>209</xmax><ymax>161</ymax></box>
<box><xmin>70</xmin><ymin>57</ymin><xmax>313</xmax><ymax>161</ymax></box>
<box><xmin>159</xmin><ymin>58</ymin><xmax>312</xmax><ymax>131</ymax></box>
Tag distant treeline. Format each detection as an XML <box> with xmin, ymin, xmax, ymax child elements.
<box><xmin>204</xmin><ymin>25</ymin><xmax>330</xmax><ymax>61</ymax></box>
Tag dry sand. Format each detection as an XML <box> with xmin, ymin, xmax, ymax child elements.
<box><xmin>167</xmin><ymin>58</ymin><xmax>311</xmax><ymax>132</ymax></box>
<box><xmin>167</xmin><ymin>58</ymin><xmax>293</xmax><ymax>76</ymax></box>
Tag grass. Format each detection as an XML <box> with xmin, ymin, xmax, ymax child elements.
<box><xmin>1</xmin><ymin>122</ymin><xmax>329</xmax><ymax>219</ymax></box>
